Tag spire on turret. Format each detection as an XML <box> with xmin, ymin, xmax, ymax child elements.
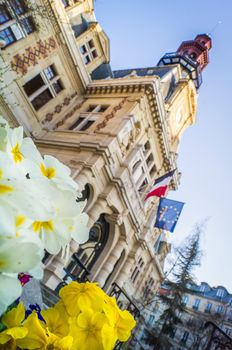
<box><xmin>177</xmin><ymin>34</ymin><xmax>212</xmax><ymax>71</ymax></box>
<box><xmin>157</xmin><ymin>34</ymin><xmax>212</xmax><ymax>89</ymax></box>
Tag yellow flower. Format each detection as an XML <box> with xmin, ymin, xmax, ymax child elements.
<box><xmin>102</xmin><ymin>297</ymin><xmax>136</xmax><ymax>349</ymax></box>
<box><xmin>59</xmin><ymin>282</ymin><xmax>106</xmax><ymax>316</ymax></box>
<box><xmin>41</xmin><ymin>303</ymin><xmax>69</xmax><ymax>338</ymax></box>
<box><xmin>69</xmin><ymin>308</ymin><xmax>106</xmax><ymax>350</ymax></box>
<box><xmin>16</xmin><ymin>312</ymin><xmax>57</xmax><ymax>350</ymax></box>
<box><xmin>53</xmin><ymin>336</ymin><xmax>73</xmax><ymax>350</ymax></box>
<box><xmin>0</xmin><ymin>303</ymin><xmax>28</xmax><ymax>348</ymax></box>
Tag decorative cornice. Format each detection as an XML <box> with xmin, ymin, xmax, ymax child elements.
<box><xmin>86</xmin><ymin>81</ymin><xmax>172</xmax><ymax>172</ymax></box>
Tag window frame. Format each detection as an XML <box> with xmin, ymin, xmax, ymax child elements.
<box><xmin>80</xmin><ymin>39</ymin><xmax>98</xmax><ymax>65</ymax></box>
<box><xmin>0</xmin><ymin>26</ymin><xmax>16</xmax><ymax>46</ymax></box>
<box><xmin>0</xmin><ymin>4</ymin><xmax>12</xmax><ymax>24</ymax></box>
<box><xmin>205</xmin><ymin>302</ymin><xmax>212</xmax><ymax>313</ymax></box>
<box><xmin>192</xmin><ymin>298</ymin><xmax>200</xmax><ymax>310</ymax></box>
<box><xmin>23</xmin><ymin>65</ymin><xmax>63</xmax><ymax>111</ymax></box>
<box><xmin>69</xmin><ymin>104</ymin><xmax>109</xmax><ymax>132</ymax></box>
<box><xmin>216</xmin><ymin>288</ymin><xmax>225</xmax><ymax>298</ymax></box>
<box><xmin>0</xmin><ymin>1</ymin><xmax>35</xmax><ymax>48</ymax></box>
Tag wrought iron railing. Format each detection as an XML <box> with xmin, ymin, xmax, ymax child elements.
<box><xmin>110</xmin><ymin>283</ymin><xmax>141</xmax><ymax>350</ymax></box>
<box><xmin>63</xmin><ymin>253</ymin><xmax>91</xmax><ymax>283</ymax></box>
<box><xmin>110</xmin><ymin>282</ymin><xmax>140</xmax><ymax>319</ymax></box>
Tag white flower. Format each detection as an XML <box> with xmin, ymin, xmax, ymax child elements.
<box><xmin>0</xmin><ymin>273</ymin><xmax>22</xmax><ymax>315</ymax></box>
<box><xmin>0</xmin><ymin>178</ymin><xmax>56</xmax><ymax>221</ymax></box>
<box><xmin>6</xmin><ymin>126</ymin><xmax>39</xmax><ymax>164</ymax></box>
<box><xmin>0</xmin><ymin>235</ymin><xmax>43</xmax><ymax>274</ymax></box>
<box><xmin>27</xmin><ymin>154</ymin><xmax>78</xmax><ymax>193</ymax></box>
<box><xmin>68</xmin><ymin>201</ymin><xmax>90</xmax><ymax>244</ymax></box>
<box><xmin>30</xmin><ymin>190</ymin><xmax>89</xmax><ymax>254</ymax></box>
<box><xmin>0</xmin><ymin>152</ymin><xmax>25</xmax><ymax>180</ymax></box>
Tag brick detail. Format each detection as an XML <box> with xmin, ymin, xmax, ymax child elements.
<box><xmin>42</xmin><ymin>92</ymin><xmax>78</xmax><ymax>125</ymax></box>
<box><xmin>11</xmin><ymin>37</ymin><xmax>57</xmax><ymax>75</ymax></box>
<box><xmin>94</xmin><ymin>97</ymin><xmax>127</xmax><ymax>132</ymax></box>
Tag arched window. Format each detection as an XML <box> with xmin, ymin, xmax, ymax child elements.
<box><xmin>132</xmin><ymin>159</ymin><xmax>142</xmax><ymax>174</ymax></box>
<box><xmin>64</xmin><ymin>214</ymin><xmax>109</xmax><ymax>282</ymax></box>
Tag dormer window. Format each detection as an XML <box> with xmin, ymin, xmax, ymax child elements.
<box><xmin>80</xmin><ymin>39</ymin><xmax>98</xmax><ymax>65</ymax></box>
<box><xmin>200</xmin><ymin>284</ymin><xmax>206</xmax><ymax>293</ymax></box>
<box><xmin>216</xmin><ymin>289</ymin><xmax>225</xmax><ymax>298</ymax></box>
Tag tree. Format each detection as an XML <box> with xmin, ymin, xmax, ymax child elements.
<box><xmin>145</xmin><ymin>226</ymin><xmax>202</xmax><ymax>350</ymax></box>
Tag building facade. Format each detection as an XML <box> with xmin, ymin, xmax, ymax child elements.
<box><xmin>0</xmin><ymin>0</ymin><xmax>211</xmax><ymax>313</ymax></box>
<box><xmin>136</xmin><ymin>282</ymin><xmax>232</xmax><ymax>350</ymax></box>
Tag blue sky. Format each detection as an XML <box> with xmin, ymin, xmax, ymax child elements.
<box><xmin>95</xmin><ymin>0</ymin><xmax>232</xmax><ymax>291</ymax></box>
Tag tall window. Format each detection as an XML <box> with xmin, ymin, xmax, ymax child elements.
<box><xmin>200</xmin><ymin>284</ymin><xmax>206</xmax><ymax>293</ymax></box>
<box><xmin>216</xmin><ymin>288</ymin><xmax>225</xmax><ymax>298</ymax></box>
<box><xmin>0</xmin><ymin>5</ymin><xmax>11</xmax><ymax>24</ymax></box>
<box><xmin>69</xmin><ymin>104</ymin><xmax>109</xmax><ymax>132</ymax></box>
<box><xmin>10</xmin><ymin>0</ymin><xmax>26</xmax><ymax>15</ymax></box>
<box><xmin>148</xmin><ymin>315</ymin><xmax>155</xmax><ymax>325</ymax></box>
<box><xmin>0</xmin><ymin>1</ymin><xmax>35</xmax><ymax>48</ymax></box>
<box><xmin>182</xmin><ymin>295</ymin><xmax>189</xmax><ymax>306</ymax></box>
<box><xmin>192</xmin><ymin>298</ymin><xmax>200</xmax><ymax>310</ymax></box>
<box><xmin>205</xmin><ymin>302</ymin><xmax>212</xmax><ymax>313</ymax></box>
<box><xmin>23</xmin><ymin>65</ymin><xmax>63</xmax><ymax>111</ymax></box>
<box><xmin>80</xmin><ymin>39</ymin><xmax>98</xmax><ymax>65</ymax></box>
<box><xmin>131</xmin><ymin>258</ymin><xmax>144</xmax><ymax>284</ymax></box>
<box><xmin>143</xmin><ymin>277</ymin><xmax>154</xmax><ymax>298</ymax></box>
<box><xmin>228</xmin><ymin>310</ymin><xmax>232</xmax><ymax>321</ymax></box>
<box><xmin>216</xmin><ymin>305</ymin><xmax>224</xmax><ymax>314</ymax></box>
<box><xmin>131</xmin><ymin>139</ymin><xmax>156</xmax><ymax>198</ymax></box>
<box><xmin>169</xmin><ymin>327</ymin><xmax>176</xmax><ymax>339</ymax></box>
<box><xmin>181</xmin><ymin>331</ymin><xmax>189</xmax><ymax>344</ymax></box>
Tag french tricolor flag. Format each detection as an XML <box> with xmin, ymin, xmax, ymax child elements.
<box><xmin>145</xmin><ymin>169</ymin><xmax>176</xmax><ymax>201</ymax></box>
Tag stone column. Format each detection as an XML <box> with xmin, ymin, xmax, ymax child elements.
<box><xmin>43</xmin><ymin>252</ymin><xmax>68</xmax><ymax>290</ymax></box>
<box><xmin>69</xmin><ymin>239</ymin><xmax>80</xmax><ymax>255</ymax></box>
<box><xmin>115</xmin><ymin>253</ymin><xmax>135</xmax><ymax>288</ymax></box>
<box><xmin>96</xmin><ymin>239</ymin><xmax>126</xmax><ymax>287</ymax></box>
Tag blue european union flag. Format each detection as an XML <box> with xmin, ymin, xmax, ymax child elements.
<box><xmin>154</xmin><ymin>198</ymin><xmax>185</xmax><ymax>233</ymax></box>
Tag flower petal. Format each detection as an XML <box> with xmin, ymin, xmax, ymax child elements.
<box><xmin>0</xmin><ymin>274</ymin><xmax>22</xmax><ymax>316</ymax></box>
<box><xmin>2</xmin><ymin>302</ymin><xmax>25</xmax><ymax>328</ymax></box>
<box><xmin>0</xmin><ymin>235</ymin><xmax>43</xmax><ymax>273</ymax></box>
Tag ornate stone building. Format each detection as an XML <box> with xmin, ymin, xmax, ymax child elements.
<box><xmin>0</xmin><ymin>0</ymin><xmax>211</xmax><ymax>310</ymax></box>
